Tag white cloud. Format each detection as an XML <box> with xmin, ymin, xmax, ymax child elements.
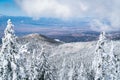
<box><xmin>90</xmin><ymin>19</ymin><xmax>111</xmax><ymax>32</ymax></box>
<box><xmin>15</xmin><ymin>0</ymin><xmax>88</xmax><ymax>19</ymax></box>
<box><xmin>15</xmin><ymin>0</ymin><xmax>120</xmax><ymax>31</ymax></box>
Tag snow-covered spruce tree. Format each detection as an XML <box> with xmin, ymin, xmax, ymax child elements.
<box><xmin>114</xmin><ymin>42</ymin><xmax>120</xmax><ymax>80</ymax></box>
<box><xmin>28</xmin><ymin>49</ymin><xmax>38</xmax><ymax>80</ymax></box>
<box><xmin>67</xmin><ymin>61</ymin><xmax>79</xmax><ymax>80</ymax></box>
<box><xmin>68</xmin><ymin>61</ymin><xmax>75</xmax><ymax>80</ymax></box>
<box><xmin>117</xmin><ymin>55</ymin><xmax>120</xmax><ymax>79</ymax></box>
<box><xmin>92</xmin><ymin>31</ymin><xmax>107</xmax><ymax>80</ymax></box>
<box><xmin>36</xmin><ymin>46</ymin><xmax>55</xmax><ymax>80</ymax></box>
<box><xmin>92</xmin><ymin>31</ymin><xmax>119</xmax><ymax>80</ymax></box>
<box><xmin>107</xmin><ymin>40</ymin><xmax>118</xmax><ymax>80</ymax></box>
<box><xmin>67</xmin><ymin>60</ymin><xmax>87</xmax><ymax>80</ymax></box>
<box><xmin>19</xmin><ymin>44</ymin><xmax>30</xmax><ymax>79</ymax></box>
<box><xmin>77</xmin><ymin>63</ymin><xmax>87</xmax><ymax>80</ymax></box>
<box><xmin>58</xmin><ymin>59</ymin><xmax>67</xmax><ymax>80</ymax></box>
<box><xmin>0</xmin><ymin>19</ymin><xmax>21</xmax><ymax>80</ymax></box>
<box><xmin>71</xmin><ymin>63</ymin><xmax>78</xmax><ymax>80</ymax></box>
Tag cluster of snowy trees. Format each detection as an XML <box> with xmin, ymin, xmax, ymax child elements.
<box><xmin>58</xmin><ymin>59</ymin><xmax>87</xmax><ymax>80</ymax></box>
<box><xmin>0</xmin><ymin>19</ymin><xmax>88</xmax><ymax>80</ymax></box>
<box><xmin>92</xmin><ymin>31</ymin><xmax>120</xmax><ymax>80</ymax></box>
<box><xmin>0</xmin><ymin>19</ymin><xmax>120</xmax><ymax>80</ymax></box>
<box><xmin>0</xmin><ymin>19</ymin><xmax>55</xmax><ymax>80</ymax></box>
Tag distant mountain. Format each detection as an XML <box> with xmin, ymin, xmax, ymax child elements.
<box><xmin>17</xmin><ymin>33</ymin><xmax>62</xmax><ymax>45</ymax></box>
<box><xmin>0</xmin><ymin>33</ymin><xmax>62</xmax><ymax>49</ymax></box>
<box><xmin>0</xmin><ymin>31</ymin><xmax>120</xmax><ymax>44</ymax></box>
<box><xmin>16</xmin><ymin>33</ymin><xmax>62</xmax><ymax>55</ymax></box>
<box><xmin>48</xmin><ymin>31</ymin><xmax>120</xmax><ymax>42</ymax></box>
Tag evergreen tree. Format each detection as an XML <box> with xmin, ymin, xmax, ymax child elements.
<box><xmin>59</xmin><ymin>59</ymin><xmax>67</xmax><ymax>80</ymax></box>
<box><xmin>67</xmin><ymin>61</ymin><xmax>87</xmax><ymax>80</ymax></box>
<box><xmin>92</xmin><ymin>31</ymin><xmax>119</xmax><ymax>80</ymax></box>
<box><xmin>68</xmin><ymin>61</ymin><xmax>74</xmax><ymax>80</ymax></box>
<box><xmin>77</xmin><ymin>63</ymin><xmax>87</xmax><ymax>80</ymax></box>
<box><xmin>72</xmin><ymin>64</ymin><xmax>78</xmax><ymax>80</ymax></box>
<box><xmin>92</xmin><ymin>31</ymin><xmax>107</xmax><ymax>80</ymax></box>
<box><xmin>29</xmin><ymin>49</ymin><xmax>38</xmax><ymax>80</ymax></box>
<box><xmin>19</xmin><ymin>44</ymin><xmax>30</xmax><ymax>79</ymax></box>
<box><xmin>107</xmin><ymin>40</ymin><xmax>118</xmax><ymax>80</ymax></box>
<box><xmin>0</xmin><ymin>19</ymin><xmax>20</xmax><ymax>80</ymax></box>
<box><xmin>37</xmin><ymin>46</ymin><xmax>55</xmax><ymax>80</ymax></box>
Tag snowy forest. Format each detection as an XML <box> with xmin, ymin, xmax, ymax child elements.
<box><xmin>0</xmin><ymin>19</ymin><xmax>120</xmax><ymax>80</ymax></box>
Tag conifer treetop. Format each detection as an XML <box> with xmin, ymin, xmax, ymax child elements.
<box><xmin>5</xmin><ymin>19</ymin><xmax>14</xmax><ymax>36</ymax></box>
<box><xmin>7</xmin><ymin>19</ymin><xmax>12</xmax><ymax>24</ymax></box>
<box><xmin>99</xmin><ymin>31</ymin><xmax>106</xmax><ymax>41</ymax></box>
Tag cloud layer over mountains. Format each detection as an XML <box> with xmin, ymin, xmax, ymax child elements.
<box><xmin>15</xmin><ymin>0</ymin><xmax>120</xmax><ymax>31</ymax></box>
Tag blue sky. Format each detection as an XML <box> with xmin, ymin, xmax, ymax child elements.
<box><xmin>0</xmin><ymin>0</ymin><xmax>25</xmax><ymax>16</ymax></box>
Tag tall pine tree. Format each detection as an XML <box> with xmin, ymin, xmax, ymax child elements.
<box><xmin>0</xmin><ymin>19</ymin><xmax>20</xmax><ymax>80</ymax></box>
<box><xmin>92</xmin><ymin>31</ymin><xmax>119</xmax><ymax>80</ymax></box>
<box><xmin>59</xmin><ymin>59</ymin><xmax>67</xmax><ymax>80</ymax></box>
<box><xmin>37</xmin><ymin>46</ymin><xmax>55</xmax><ymax>80</ymax></box>
<box><xmin>77</xmin><ymin>63</ymin><xmax>87</xmax><ymax>80</ymax></box>
<box><xmin>92</xmin><ymin>31</ymin><xmax>107</xmax><ymax>80</ymax></box>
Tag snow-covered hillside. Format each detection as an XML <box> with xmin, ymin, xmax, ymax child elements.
<box><xmin>49</xmin><ymin>40</ymin><xmax>120</xmax><ymax>79</ymax></box>
<box><xmin>50</xmin><ymin>40</ymin><xmax>120</xmax><ymax>65</ymax></box>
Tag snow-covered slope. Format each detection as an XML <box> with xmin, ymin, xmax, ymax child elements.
<box><xmin>50</xmin><ymin>40</ymin><xmax>120</xmax><ymax>63</ymax></box>
<box><xmin>50</xmin><ymin>41</ymin><xmax>96</xmax><ymax>68</ymax></box>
